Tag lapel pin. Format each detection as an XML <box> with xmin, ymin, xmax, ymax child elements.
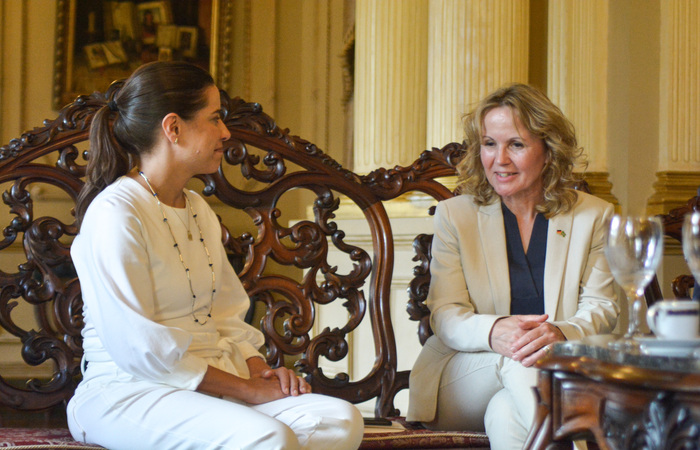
<box><xmin>557</xmin><ymin>230</ymin><xmax>566</xmax><ymax>238</ymax></box>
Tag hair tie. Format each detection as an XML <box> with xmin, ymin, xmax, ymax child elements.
<box><xmin>107</xmin><ymin>100</ymin><xmax>118</xmax><ymax>112</ymax></box>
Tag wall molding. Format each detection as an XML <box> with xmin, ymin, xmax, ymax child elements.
<box><xmin>582</xmin><ymin>171</ymin><xmax>619</xmax><ymax>210</ymax></box>
<box><xmin>647</xmin><ymin>171</ymin><xmax>700</xmax><ymax>215</ymax></box>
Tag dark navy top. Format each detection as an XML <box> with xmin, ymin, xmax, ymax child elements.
<box><xmin>502</xmin><ymin>203</ymin><xmax>548</xmax><ymax>315</ymax></box>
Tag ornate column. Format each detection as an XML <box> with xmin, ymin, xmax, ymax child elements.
<box><xmin>547</xmin><ymin>0</ymin><xmax>617</xmax><ymax>206</ymax></box>
<box><xmin>298</xmin><ymin>0</ymin><xmax>348</xmax><ymax>164</ymax></box>
<box><xmin>353</xmin><ymin>0</ymin><xmax>429</xmax><ymax>173</ymax></box>
<box><xmin>647</xmin><ymin>0</ymin><xmax>700</xmax><ymax>215</ymax></box>
<box><xmin>426</xmin><ymin>0</ymin><xmax>529</xmax><ymax>148</ymax></box>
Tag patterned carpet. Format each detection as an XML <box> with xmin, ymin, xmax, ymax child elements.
<box><xmin>0</xmin><ymin>416</ymin><xmax>490</xmax><ymax>449</ymax></box>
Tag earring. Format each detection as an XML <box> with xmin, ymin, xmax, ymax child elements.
<box><xmin>174</xmin><ymin>137</ymin><xmax>179</xmax><ymax>144</ymax></box>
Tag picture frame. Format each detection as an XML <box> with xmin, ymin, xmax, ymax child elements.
<box><xmin>83</xmin><ymin>43</ymin><xmax>109</xmax><ymax>69</ymax></box>
<box><xmin>156</xmin><ymin>24</ymin><xmax>178</xmax><ymax>48</ymax></box>
<box><xmin>158</xmin><ymin>46</ymin><xmax>173</xmax><ymax>62</ymax></box>
<box><xmin>177</xmin><ymin>26</ymin><xmax>199</xmax><ymax>59</ymax></box>
<box><xmin>83</xmin><ymin>40</ymin><xmax>129</xmax><ymax>69</ymax></box>
<box><xmin>52</xmin><ymin>0</ymin><xmax>232</xmax><ymax>110</ymax></box>
<box><xmin>136</xmin><ymin>1</ymin><xmax>172</xmax><ymax>45</ymax></box>
<box><xmin>102</xmin><ymin>41</ymin><xmax>129</xmax><ymax>65</ymax></box>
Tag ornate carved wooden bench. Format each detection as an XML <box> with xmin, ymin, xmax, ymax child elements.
<box><xmin>0</xmin><ymin>88</ymin><xmax>490</xmax><ymax>449</ymax></box>
<box><xmin>657</xmin><ymin>195</ymin><xmax>700</xmax><ymax>299</ymax></box>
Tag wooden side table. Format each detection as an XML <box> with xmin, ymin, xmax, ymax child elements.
<box><xmin>524</xmin><ymin>335</ymin><xmax>700</xmax><ymax>449</ymax></box>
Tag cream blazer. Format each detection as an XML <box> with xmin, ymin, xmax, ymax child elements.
<box><xmin>407</xmin><ymin>191</ymin><xmax>619</xmax><ymax>422</ymax></box>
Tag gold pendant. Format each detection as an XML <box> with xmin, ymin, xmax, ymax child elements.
<box><xmin>187</xmin><ymin>231</ymin><xmax>193</xmax><ymax>241</ymax></box>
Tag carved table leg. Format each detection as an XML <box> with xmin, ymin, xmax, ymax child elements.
<box><xmin>525</xmin><ymin>370</ymin><xmax>560</xmax><ymax>450</ymax></box>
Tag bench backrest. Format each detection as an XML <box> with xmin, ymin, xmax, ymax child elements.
<box><xmin>0</xmin><ymin>89</ymin><xmax>464</xmax><ymax>417</ymax></box>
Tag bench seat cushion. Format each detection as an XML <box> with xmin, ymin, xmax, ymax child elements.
<box><xmin>360</xmin><ymin>417</ymin><xmax>489</xmax><ymax>449</ymax></box>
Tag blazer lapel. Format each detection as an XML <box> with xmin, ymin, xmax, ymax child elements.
<box><xmin>478</xmin><ymin>201</ymin><xmax>511</xmax><ymax>315</ymax></box>
<box><xmin>545</xmin><ymin>210</ymin><xmax>574</xmax><ymax>317</ymax></box>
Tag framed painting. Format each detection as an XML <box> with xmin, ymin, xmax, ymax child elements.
<box><xmin>52</xmin><ymin>0</ymin><xmax>233</xmax><ymax>109</ymax></box>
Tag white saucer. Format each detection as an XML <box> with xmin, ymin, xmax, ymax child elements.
<box><xmin>637</xmin><ymin>336</ymin><xmax>700</xmax><ymax>357</ymax></box>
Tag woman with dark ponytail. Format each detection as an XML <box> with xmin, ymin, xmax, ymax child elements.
<box><xmin>68</xmin><ymin>61</ymin><xmax>363</xmax><ymax>450</ymax></box>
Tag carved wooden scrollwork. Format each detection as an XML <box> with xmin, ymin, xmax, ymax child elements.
<box><xmin>0</xmin><ymin>171</ymin><xmax>84</xmax><ymax>410</ymax></box>
<box><xmin>604</xmin><ymin>393</ymin><xmax>700</xmax><ymax>450</ymax></box>
<box><xmin>0</xmin><ymin>85</ymin><xmax>470</xmax><ymax>417</ymax></box>
<box><xmin>0</xmin><ymin>89</ymin><xmax>108</xmax><ymax>163</ymax></box>
<box><xmin>210</xmin><ymin>93</ymin><xmax>386</xmax><ymax>408</ymax></box>
<box><xmin>660</xmin><ymin>195</ymin><xmax>700</xmax><ymax>242</ymax></box>
<box><xmin>672</xmin><ymin>274</ymin><xmax>696</xmax><ymax>300</ymax></box>
<box><xmin>394</xmin><ymin>145</ymin><xmax>465</xmax><ymax>348</ymax></box>
<box><xmin>361</xmin><ymin>143</ymin><xmax>465</xmax><ymax>200</ymax></box>
<box><xmin>407</xmin><ymin>233</ymin><xmax>435</xmax><ymax>345</ymax></box>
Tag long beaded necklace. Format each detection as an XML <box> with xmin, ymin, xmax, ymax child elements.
<box><xmin>173</xmin><ymin>196</ymin><xmax>193</xmax><ymax>241</ymax></box>
<box><xmin>139</xmin><ymin>171</ymin><xmax>216</xmax><ymax>325</ymax></box>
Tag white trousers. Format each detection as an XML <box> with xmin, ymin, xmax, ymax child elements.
<box><xmin>67</xmin><ymin>363</ymin><xmax>364</xmax><ymax>450</ymax></box>
<box><xmin>424</xmin><ymin>351</ymin><xmax>538</xmax><ymax>450</ymax></box>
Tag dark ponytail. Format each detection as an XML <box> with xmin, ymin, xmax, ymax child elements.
<box><xmin>75</xmin><ymin>98</ymin><xmax>133</xmax><ymax>224</ymax></box>
<box><xmin>75</xmin><ymin>61</ymin><xmax>215</xmax><ymax>225</ymax></box>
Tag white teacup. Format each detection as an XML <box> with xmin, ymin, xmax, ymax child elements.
<box><xmin>646</xmin><ymin>300</ymin><xmax>700</xmax><ymax>340</ymax></box>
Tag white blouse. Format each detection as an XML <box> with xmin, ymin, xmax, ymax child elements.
<box><xmin>72</xmin><ymin>176</ymin><xmax>265</xmax><ymax>391</ymax></box>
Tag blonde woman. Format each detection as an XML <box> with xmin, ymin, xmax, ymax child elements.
<box><xmin>407</xmin><ymin>83</ymin><xmax>619</xmax><ymax>449</ymax></box>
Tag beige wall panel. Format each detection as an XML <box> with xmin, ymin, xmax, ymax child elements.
<box><xmin>607</xmin><ymin>0</ymin><xmax>660</xmax><ymax>216</ymax></box>
<box><xmin>1</xmin><ymin>0</ymin><xmax>25</xmax><ymax>145</ymax></box>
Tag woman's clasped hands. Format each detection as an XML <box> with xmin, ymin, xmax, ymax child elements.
<box><xmin>489</xmin><ymin>314</ymin><xmax>565</xmax><ymax>367</ymax></box>
<box><xmin>244</xmin><ymin>357</ymin><xmax>311</xmax><ymax>404</ymax></box>
<box><xmin>258</xmin><ymin>367</ymin><xmax>312</xmax><ymax>397</ymax></box>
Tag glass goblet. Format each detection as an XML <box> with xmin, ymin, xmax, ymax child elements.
<box><xmin>604</xmin><ymin>215</ymin><xmax>663</xmax><ymax>352</ymax></box>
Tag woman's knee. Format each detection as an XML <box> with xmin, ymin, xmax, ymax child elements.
<box><xmin>180</xmin><ymin>410</ymin><xmax>300</xmax><ymax>449</ymax></box>
<box><xmin>426</xmin><ymin>354</ymin><xmax>502</xmax><ymax>431</ymax></box>
<box><xmin>255</xmin><ymin>420</ymin><xmax>300</xmax><ymax>450</ymax></box>
<box><xmin>334</xmin><ymin>397</ymin><xmax>363</xmax><ymax>425</ymax></box>
<box><xmin>338</xmin><ymin>400</ymin><xmax>364</xmax><ymax>444</ymax></box>
<box><xmin>484</xmin><ymin>389</ymin><xmax>529</xmax><ymax>450</ymax></box>
<box><xmin>303</xmin><ymin>396</ymin><xmax>364</xmax><ymax>449</ymax></box>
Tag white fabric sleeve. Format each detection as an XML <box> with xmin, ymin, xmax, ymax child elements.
<box><xmin>195</xmin><ymin>197</ymin><xmax>266</xmax><ymax>363</ymax></box>
<box><xmin>75</xmin><ymin>197</ymin><xmax>207</xmax><ymax>390</ymax></box>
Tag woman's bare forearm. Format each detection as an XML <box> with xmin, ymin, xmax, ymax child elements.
<box><xmin>196</xmin><ymin>364</ymin><xmax>286</xmax><ymax>404</ymax></box>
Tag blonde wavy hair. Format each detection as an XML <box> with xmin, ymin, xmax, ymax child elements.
<box><xmin>456</xmin><ymin>83</ymin><xmax>585</xmax><ymax>217</ymax></box>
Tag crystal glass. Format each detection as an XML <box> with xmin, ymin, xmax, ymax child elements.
<box><xmin>604</xmin><ymin>215</ymin><xmax>663</xmax><ymax>351</ymax></box>
<box><xmin>683</xmin><ymin>212</ymin><xmax>700</xmax><ymax>284</ymax></box>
